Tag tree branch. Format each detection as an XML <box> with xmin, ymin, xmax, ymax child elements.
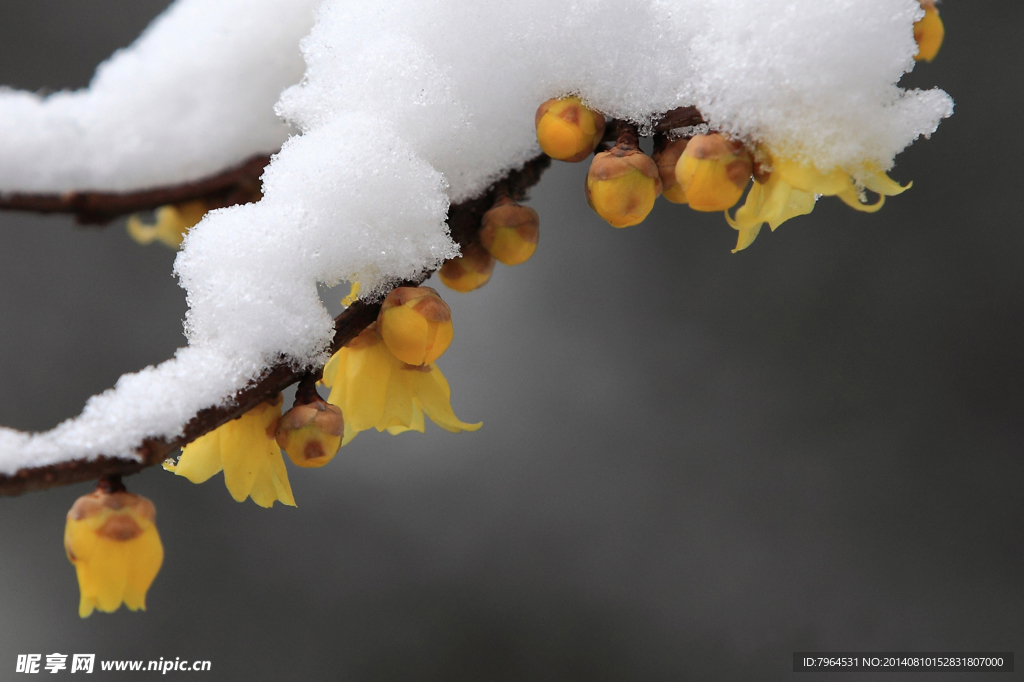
<box><xmin>0</xmin><ymin>154</ymin><xmax>552</xmax><ymax>496</ymax></box>
<box><xmin>0</xmin><ymin>104</ymin><xmax>704</xmax><ymax>495</ymax></box>
<box><xmin>0</xmin><ymin>155</ymin><xmax>270</xmax><ymax>225</ymax></box>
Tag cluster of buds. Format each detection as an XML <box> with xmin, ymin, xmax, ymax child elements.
<box><xmin>441</xmin><ymin>197</ymin><xmax>540</xmax><ymax>294</ymax></box>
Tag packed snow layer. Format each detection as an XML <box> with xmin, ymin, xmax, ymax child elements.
<box><xmin>0</xmin><ymin>0</ymin><xmax>317</xmax><ymax>193</ymax></box>
<box><xmin>0</xmin><ymin>0</ymin><xmax>952</xmax><ymax>472</ymax></box>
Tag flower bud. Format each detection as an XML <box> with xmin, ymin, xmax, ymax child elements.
<box><xmin>65</xmin><ymin>487</ymin><xmax>164</xmax><ymax>618</ymax></box>
<box><xmin>675</xmin><ymin>133</ymin><xmax>753</xmax><ymax>211</ymax></box>
<box><xmin>913</xmin><ymin>0</ymin><xmax>944</xmax><ymax>62</ymax></box>
<box><xmin>439</xmin><ymin>242</ymin><xmax>495</xmax><ymax>293</ymax></box>
<box><xmin>652</xmin><ymin>137</ymin><xmax>690</xmax><ymax>204</ymax></box>
<box><xmin>585</xmin><ymin>146</ymin><xmax>662</xmax><ymax>228</ymax></box>
<box><xmin>378</xmin><ymin>286</ymin><xmax>454</xmax><ymax>366</ymax></box>
<box><xmin>276</xmin><ymin>398</ymin><xmax>344</xmax><ymax>468</ymax></box>
<box><xmin>535</xmin><ymin>96</ymin><xmax>606</xmax><ymax>162</ymax></box>
<box><xmin>479</xmin><ymin>199</ymin><xmax>539</xmax><ymax>266</ymax></box>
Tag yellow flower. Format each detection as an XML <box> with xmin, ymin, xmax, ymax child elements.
<box><xmin>165</xmin><ymin>395</ymin><xmax>296</xmax><ymax>508</ymax></box>
<box><xmin>726</xmin><ymin>154</ymin><xmax>910</xmax><ymax>252</ymax></box>
<box><xmin>914</xmin><ymin>0</ymin><xmax>944</xmax><ymax>62</ymax></box>
<box><xmin>535</xmin><ymin>96</ymin><xmax>606</xmax><ymax>162</ymax></box>
<box><xmin>320</xmin><ymin>323</ymin><xmax>481</xmax><ymax>446</ymax></box>
<box><xmin>127</xmin><ymin>200</ymin><xmax>207</xmax><ymax>249</ymax></box>
<box><xmin>65</xmin><ymin>488</ymin><xmax>164</xmax><ymax>618</ymax></box>
<box><xmin>377</xmin><ymin>286</ymin><xmax>454</xmax><ymax>366</ymax></box>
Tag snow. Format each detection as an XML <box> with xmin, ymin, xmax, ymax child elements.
<box><xmin>0</xmin><ymin>0</ymin><xmax>317</xmax><ymax>193</ymax></box>
<box><xmin>0</xmin><ymin>0</ymin><xmax>953</xmax><ymax>474</ymax></box>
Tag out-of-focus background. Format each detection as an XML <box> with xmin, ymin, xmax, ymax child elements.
<box><xmin>0</xmin><ymin>2</ymin><xmax>1020</xmax><ymax>680</ymax></box>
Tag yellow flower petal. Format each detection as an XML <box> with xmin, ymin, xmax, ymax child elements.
<box><xmin>168</xmin><ymin>429</ymin><xmax>223</xmax><ymax>483</ymax></box>
<box><xmin>401</xmin><ymin>365</ymin><xmax>482</xmax><ymax>433</ymax></box>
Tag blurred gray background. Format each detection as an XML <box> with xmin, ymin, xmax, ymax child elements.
<box><xmin>0</xmin><ymin>2</ymin><xmax>1020</xmax><ymax>680</ymax></box>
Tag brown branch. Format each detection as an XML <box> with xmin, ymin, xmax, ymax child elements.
<box><xmin>0</xmin><ymin>155</ymin><xmax>270</xmax><ymax>225</ymax></box>
<box><xmin>0</xmin><ymin>154</ymin><xmax>552</xmax><ymax>496</ymax></box>
<box><xmin>0</xmin><ymin>104</ymin><xmax>705</xmax><ymax>495</ymax></box>
<box><xmin>653</xmin><ymin>106</ymin><xmax>705</xmax><ymax>133</ymax></box>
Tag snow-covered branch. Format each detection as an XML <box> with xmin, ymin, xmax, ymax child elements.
<box><xmin>0</xmin><ymin>0</ymin><xmax>951</xmax><ymax>489</ymax></box>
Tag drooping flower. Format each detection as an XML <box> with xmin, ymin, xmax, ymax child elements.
<box><xmin>65</xmin><ymin>487</ymin><xmax>164</xmax><ymax>618</ymax></box>
<box><xmin>726</xmin><ymin>154</ymin><xmax>910</xmax><ymax>252</ymax></box>
<box><xmin>377</xmin><ymin>286</ymin><xmax>454</xmax><ymax>366</ymax></box>
<box><xmin>320</xmin><ymin>323</ymin><xmax>481</xmax><ymax>446</ymax></box>
<box><xmin>535</xmin><ymin>96</ymin><xmax>606</xmax><ymax>162</ymax></box>
<box><xmin>126</xmin><ymin>200</ymin><xmax>207</xmax><ymax>249</ymax></box>
<box><xmin>164</xmin><ymin>395</ymin><xmax>295</xmax><ymax>508</ymax></box>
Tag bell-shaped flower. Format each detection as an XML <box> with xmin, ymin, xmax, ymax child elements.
<box><xmin>65</xmin><ymin>488</ymin><xmax>164</xmax><ymax>618</ymax></box>
<box><xmin>320</xmin><ymin>323</ymin><xmax>480</xmax><ymax>446</ymax></box>
<box><xmin>726</xmin><ymin>154</ymin><xmax>910</xmax><ymax>252</ymax></box>
<box><xmin>165</xmin><ymin>395</ymin><xmax>295</xmax><ymax>508</ymax></box>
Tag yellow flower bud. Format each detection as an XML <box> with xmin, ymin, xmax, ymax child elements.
<box><xmin>276</xmin><ymin>399</ymin><xmax>344</xmax><ymax>468</ymax></box>
<box><xmin>585</xmin><ymin>145</ymin><xmax>662</xmax><ymax>228</ymax></box>
<box><xmin>479</xmin><ymin>199</ymin><xmax>539</xmax><ymax>266</ymax></box>
<box><xmin>439</xmin><ymin>242</ymin><xmax>495</xmax><ymax>293</ymax></box>
<box><xmin>914</xmin><ymin>0</ymin><xmax>944</xmax><ymax>62</ymax></box>
<box><xmin>675</xmin><ymin>133</ymin><xmax>753</xmax><ymax>211</ymax></box>
<box><xmin>652</xmin><ymin>137</ymin><xmax>690</xmax><ymax>204</ymax></box>
<box><xmin>377</xmin><ymin>286</ymin><xmax>454</xmax><ymax>366</ymax></box>
<box><xmin>535</xmin><ymin>96</ymin><xmax>606</xmax><ymax>162</ymax></box>
<box><xmin>126</xmin><ymin>200</ymin><xmax>207</xmax><ymax>249</ymax></box>
<box><xmin>65</xmin><ymin>487</ymin><xmax>163</xmax><ymax>618</ymax></box>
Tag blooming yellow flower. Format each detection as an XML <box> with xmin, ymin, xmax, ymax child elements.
<box><xmin>726</xmin><ymin>154</ymin><xmax>910</xmax><ymax>252</ymax></box>
<box><xmin>65</xmin><ymin>488</ymin><xmax>164</xmax><ymax>618</ymax></box>
<box><xmin>165</xmin><ymin>395</ymin><xmax>296</xmax><ymax>508</ymax></box>
<box><xmin>320</xmin><ymin>323</ymin><xmax>481</xmax><ymax>446</ymax></box>
<box><xmin>127</xmin><ymin>200</ymin><xmax>207</xmax><ymax>249</ymax></box>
